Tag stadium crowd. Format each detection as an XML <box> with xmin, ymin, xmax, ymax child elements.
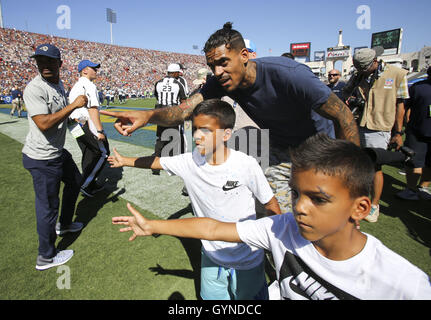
<box><xmin>0</xmin><ymin>28</ymin><xmax>207</xmax><ymax>99</ymax></box>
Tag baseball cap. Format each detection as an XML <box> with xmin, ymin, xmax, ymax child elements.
<box><xmin>31</xmin><ymin>44</ymin><xmax>61</xmax><ymax>59</ymax></box>
<box><xmin>167</xmin><ymin>63</ymin><xmax>181</xmax><ymax>73</ymax></box>
<box><xmin>78</xmin><ymin>60</ymin><xmax>101</xmax><ymax>72</ymax></box>
<box><xmin>353</xmin><ymin>46</ymin><xmax>384</xmax><ymax>71</ymax></box>
<box><xmin>244</xmin><ymin>39</ymin><xmax>256</xmax><ymax>53</ymax></box>
<box><xmin>193</xmin><ymin>68</ymin><xmax>210</xmax><ymax>85</ymax></box>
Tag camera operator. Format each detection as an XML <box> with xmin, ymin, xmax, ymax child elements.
<box><xmin>343</xmin><ymin>46</ymin><xmax>409</xmax><ymax>223</ymax></box>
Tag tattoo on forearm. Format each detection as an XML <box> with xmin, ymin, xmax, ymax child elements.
<box><xmin>151</xmin><ymin>94</ymin><xmax>203</xmax><ymax>126</ymax></box>
<box><xmin>317</xmin><ymin>93</ymin><xmax>360</xmax><ymax>146</ymax></box>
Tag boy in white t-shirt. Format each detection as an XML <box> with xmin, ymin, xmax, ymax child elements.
<box><xmin>108</xmin><ymin>99</ymin><xmax>281</xmax><ymax>300</ymax></box>
<box><xmin>112</xmin><ymin>133</ymin><xmax>431</xmax><ymax>300</ymax></box>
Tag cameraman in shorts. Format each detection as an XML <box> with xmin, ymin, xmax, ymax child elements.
<box><xmin>343</xmin><ymin>46</ymin><xmax>409</xmax><ymax>223</ymax></box>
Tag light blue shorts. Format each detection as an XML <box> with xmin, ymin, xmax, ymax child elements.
<box><xmin>200</xmin><ymin>250</ymin><xmax>269</xmax><ymax>300</ymax></box>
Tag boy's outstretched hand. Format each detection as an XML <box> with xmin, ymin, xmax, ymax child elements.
<box><xmin>112</xmin><ymin>203</ymin><xmax>153</xmax><ymax>241</ymax></box>
<box><xmin>108</xmin><ymin>147</ymin><xmax>127</xmax><ymax>168</ymax></box>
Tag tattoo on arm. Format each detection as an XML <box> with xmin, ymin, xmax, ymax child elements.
<box><xmin>151</xmin><ymin>93</ymin><xmax>204</xmax><ymax>126</ymax></box>
<box><xmin>316</xmin><ymin>92</ymin><xmax>360</xmax><ymax>146</ymax></box>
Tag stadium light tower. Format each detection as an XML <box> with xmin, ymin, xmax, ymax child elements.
<box><xmin>0</xmin><ymin>0</ymin><xmax>4</xmax><ymax>28</ymax></box>
<box><xmin>192</xmin><ymin>44</ymin><xmax>199</xmax><ymax>55</ymax></box>
<box><xmin>106</xmin><ymin>8</ymin><xmax>117</xmax><ymax>45</ymax></box>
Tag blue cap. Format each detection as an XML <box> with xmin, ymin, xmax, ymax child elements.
<box><xmin>244</xmin><ymin>39</ymin><xmax>256</xmax><ymax>53</ymax></box>
<box><xmin>31</xmin><ymin>43</ymin><xmax>61</xmax><ymax>59</ymax></box>
<box><xmin>78</xmin><ymin>60</ymin><xmax>101</xmax><ymax>72</ymax></box>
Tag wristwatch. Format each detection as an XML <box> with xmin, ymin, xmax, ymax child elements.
<box><xmin>393</xmin><ymin>130</ymin><xmax>404</xmax><ymax>136</ymax></box>
<box><xmin>97</xmin><ymin>129</ymin><xmax>105</xmax><ymax>134</ymax></box>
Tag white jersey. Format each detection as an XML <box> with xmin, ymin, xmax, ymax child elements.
<box><xmin>69</xmin><ymin>77</ymin><xmax>100</xmax><ymax>136</ymax></box>
<box><xmin>237</xmin><ymin>212</ymin><xmax>431</xmax><ymax>300</ymax></box>
<box><xmin>160</xmin><ymin>148</ymin><xmax>274</xmax><ymax>270</ymax></box>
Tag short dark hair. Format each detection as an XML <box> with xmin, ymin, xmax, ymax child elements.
<box><xmin>192</xmin><ymin>99</ymin><xmax>236</xmax><ymax>129</ymax></box>
<box><xmin>289</xmin><ymin>133</ymin><xmax>375</xmax><ymax>198</ymax></box>
<box><xmin>203</xmin><ymin>22</ymin><xmax>246</xmax><ymax>54</ymax></box>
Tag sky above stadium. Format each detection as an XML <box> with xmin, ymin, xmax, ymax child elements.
<box><xmin>1</xmin><ymin>0</ymin><xmax>430</xmax><ymax>58</ymax></box>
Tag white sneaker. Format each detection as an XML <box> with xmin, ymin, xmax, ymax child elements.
<box><xmin>56</xmin><ymin>222</ymin><xmax>84</xmax><ymax>236</ymax></box>
<box><xmin>396</xmin><ymin>188</ymin><xmax>420</xmax><ymax>200</ymax></box>
<box><xmin>35</xmin><ymin>250</ymin><xmax>74</xmax><ymax>271</ymax></box>
<box><xmin>364</xmin><ymin>205</ymin><xmax>379</xmax><ymax>223</ymax></box>
<box><xmin>418</xmin><ymin>187</ymin><xmax>431</xmax><ymax>200</ymax></box>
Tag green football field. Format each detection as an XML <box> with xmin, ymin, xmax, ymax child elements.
<box><xmin>0</xmin><ymin>100</ymin><xmax>430</xmax><ymax>300</ymax></box>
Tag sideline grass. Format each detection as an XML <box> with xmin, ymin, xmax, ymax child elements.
<box><xmin>104</xmin><ymin>98</ymin><xmax>157</xmax><ymax>109</ymax></box>
<box><xmin>0</xmin><ymin>132</ymin><xmax>200</xmax><ymax>300</ymax></box>
<box><xmin>360</xmin><ymin>164</ymin><xmax>431</xmax><ymax>276</ymax></box>
<box><xmin>0</xmin><ymin>97</ymin><xmax>157</xmax><ymax>113</ymax></box>
<box><xmin>0</xmin><ymin>131</ymin><xmax>430</xmax><ymax>300</ymax></box>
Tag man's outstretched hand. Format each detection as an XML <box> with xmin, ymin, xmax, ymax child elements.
<box><xmin>100</xmin><ymin>109</ymin><xmax>152</xmax><ymax>136</ymax></box>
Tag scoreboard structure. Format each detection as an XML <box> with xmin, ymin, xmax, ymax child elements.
<box><xmin>290</xmin><ymin>42</ymin><xmax>311</xmax><ymax>61</ymax></box>
<box><xmin>371</xmin><ymin>28</ymin><xmax>403</xmax><ymax>56</ymax></box>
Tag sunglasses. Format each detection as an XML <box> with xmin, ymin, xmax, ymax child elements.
<box><xmin>328</xmin><ymin>74</ymin><xmax>340</xmax><ymax>77</ymax></box>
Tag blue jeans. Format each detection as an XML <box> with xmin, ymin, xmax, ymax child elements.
<box><xmin>23</xmin><ymin>150</ymin><xmax>81</xmax><ymax>258</ymax></box>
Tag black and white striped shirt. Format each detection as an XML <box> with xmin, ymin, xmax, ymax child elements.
<box><xmin>178</xmin><ymin>76</ymin><xmax>189</xmax><ymax>97</ymax></box>
<box><xmin>154</xmin><ymin>76</ymin><xmax>186</xmax><ymax>106</ymax></box>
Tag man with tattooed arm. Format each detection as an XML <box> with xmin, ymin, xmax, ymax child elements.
<box><xmin>101</xmin><ymin>22</ymin><xmax>359</xmax><ymax>213</ymax></box>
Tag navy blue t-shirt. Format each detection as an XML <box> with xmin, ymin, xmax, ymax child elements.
<box><xmin>328</xmin><ymin>81</ymin><xmax>346</xmax><ymax>100</ymax></box>
<box><xmin>200</xmin><ymin>57</ymin><xmax>332</xmax><ymax>147</ymax></box>
<box><xmin>407</xmin><ymin>78</ymin><xmax>431</xmax><ymax>137</ymax></box>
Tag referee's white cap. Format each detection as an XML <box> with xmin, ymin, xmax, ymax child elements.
<box><xmin>167</xmin><ymin>63</ymin><xmax>181</xmax><ymax>73</ymax></box>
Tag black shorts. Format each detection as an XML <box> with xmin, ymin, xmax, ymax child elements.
<box><xmin>405</xmin><ymin>129</ymin><xmax>431</xmax><ymax>168</ymax></box>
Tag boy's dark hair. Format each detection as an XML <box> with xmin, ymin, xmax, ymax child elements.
<box><xmin>203</xmin><ymin>22</ymin><xmax>246</xmax><ymax>54</ymax></box>
<box><xmin>192</xmin><ymin>99</ymin><xmax>236</xmax><ymax>129</ymax></box>
<box><xmin>289</xmin><ymin>133</ymin><xmax>375</xmax><ymax>198</ymax></box>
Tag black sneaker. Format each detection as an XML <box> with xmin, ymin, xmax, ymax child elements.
<box><xmin>55</xmin><ymin>222</ymin><xmax>84</xmax><ymax>236</ymax></box>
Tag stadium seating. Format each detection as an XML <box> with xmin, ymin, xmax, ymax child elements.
<box><xmin>0</xmin><ymin>28</ymin><xmax>207</xmax><ymax>97</ymax></box>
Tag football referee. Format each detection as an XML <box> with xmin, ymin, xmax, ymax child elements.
<box><xmin>151</xmin><ymin>63</ymin><xmax>187</xmax><ymax>174</ymax></box>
